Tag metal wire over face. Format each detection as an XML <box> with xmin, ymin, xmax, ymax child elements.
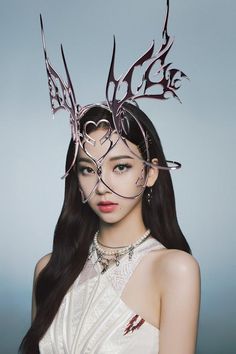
<box><xmin>40</xmin><ymin>0</ymin><xmax>187</xmax><ymax>201</ymax></box>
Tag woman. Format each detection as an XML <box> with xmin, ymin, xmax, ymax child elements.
<box><xmin>19</xmin><ymin>1</ymin><xmax>200</xmax><ymax>352</ymax></box>
<box><xmin>19</xmin><ymin>104</ymin><xmax>200</xmax><ymax>354</ymax></box>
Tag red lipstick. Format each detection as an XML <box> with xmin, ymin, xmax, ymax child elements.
<box><xmin>97</xmin><ymin>201</ymin><xmax>118</xmax><ymax>213</ymax></box>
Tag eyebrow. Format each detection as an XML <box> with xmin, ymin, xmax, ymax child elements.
<box><xmin>77</xmin><ymin>155</ymin><xmax>134</xmax><ymax>163</ymax></box>
<box><xmin>109</xmin><ymin>155</ymin><xmax>134</xmax><ymax>161</ymax></box>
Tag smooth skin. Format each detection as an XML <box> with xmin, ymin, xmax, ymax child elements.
<box><xmin>32</xmin><ymin>129</ymin><xmax>201</xmax><ymax>354</ymax></box>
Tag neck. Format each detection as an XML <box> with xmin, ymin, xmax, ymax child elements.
<box><xmin>98</xmin><ymin>212</ymin><xmax>147</xmax><ymax>248</ymax></box>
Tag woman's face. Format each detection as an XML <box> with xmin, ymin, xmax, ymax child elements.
<box><xmin>77</xmin><ymin>128</ymin><xmax>150</xmax><ymax>224</ymax></box>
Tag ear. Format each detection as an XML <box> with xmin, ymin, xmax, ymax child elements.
<box><xmin>146</xmin><ymin>158</ymin><xmax>159</xmax><ymax>187</ymax></box>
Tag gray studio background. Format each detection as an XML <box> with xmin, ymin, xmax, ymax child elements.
<box><xmin>0</xmin><ymin>0</ymin><xmax>235</xmax><ymax>353</ymax></box>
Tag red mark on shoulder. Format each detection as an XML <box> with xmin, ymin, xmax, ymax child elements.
<box><xmin>124</xmin><ymin>314</ymin><xmax>145</xmax><ymax>335</ymax></box>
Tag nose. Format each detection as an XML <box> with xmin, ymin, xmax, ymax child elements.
<box><xmin>95</xmin><ymin>177</ymin><xmax>110</xmax><ymax>195</ymax></box>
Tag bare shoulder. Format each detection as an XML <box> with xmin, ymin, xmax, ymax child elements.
<box><xmin>151</xmin><ymin>248</ymin><xmax>201</xmax><ymax>292</ymax></box>
<box><xmin>156</xmin><ymin>248</ymin><xmax>200</xmax><ymax>273</ymax></box>
<box><xmin>34</xmin><ymin>253</ymin><xmax>52</xmax><ymax>279</ymax></box>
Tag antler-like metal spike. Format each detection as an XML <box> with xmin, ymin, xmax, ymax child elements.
<box><xmin>40</xmin><ymin>14</ymin><xmax>80</xmax><ymax>178</ymax></box>
<box><xmin>106</xmin><ymin>37</ymin><xmax>156</xmax><ymax>132</ymax></box>
<box><xmin>60</xmin><ymin>44</ymin><xmax>77</xmax><ymax>108</ymax></box>
<box><xmin>105</xmin><ymin>0</ymin><xmax>188</xmax><ymax>133</ymax></box>
<box><xmin>40</xmin><ymin>15</ymin><xmax>79</xmax><ymax>119</ymax></box>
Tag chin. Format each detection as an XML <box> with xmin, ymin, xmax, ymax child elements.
<box><xmin>95</xmin><ymin>212</ymin><xmax>123</xmax><ymax>225</ymax></box>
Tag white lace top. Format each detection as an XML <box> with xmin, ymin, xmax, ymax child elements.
<box><xmin>39</xmin><ymin>237</ymin><xmax>166</xmax><ymax>353</ymax></box>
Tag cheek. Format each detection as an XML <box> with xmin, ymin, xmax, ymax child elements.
<box><xmin>117</xmin><ymin>194</ymin><xmax>144</xmax><ymax>213</ymax></box>
<box><xmin>86</xmin><ymin>197</ymin><xmax>97</xmax><ymax>210</ymax></box>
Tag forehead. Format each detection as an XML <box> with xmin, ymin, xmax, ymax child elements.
<box><xmin>78</xmin><ymin>128</ymin><xmax>141</xmax><ymax>161</ymax></box>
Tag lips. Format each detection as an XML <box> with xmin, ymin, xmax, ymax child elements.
<box><xmin>97</xmin><ymin>201</ymin><xmax>118</xmax><ymax>213</ymax></box>
<box><xmin>98</xmin><ymin>201</ymin><xmax>117</xmax><ymax>206</ymax></box>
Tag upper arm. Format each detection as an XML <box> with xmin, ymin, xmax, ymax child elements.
<box><xmin>31</xmin><ymin>253</ymin><xmax>51</xmax><ymax>323</ymax></box>
<box><xmin>158</xmin><ymin>250</ymin><xmax>201</xmax><ymax>354</ymax></box>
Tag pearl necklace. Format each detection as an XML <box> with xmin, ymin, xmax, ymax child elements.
<box><xmin>90</xmin><ymin>229</ymin><xmax>151</xmax><ymax>273</ymax></box>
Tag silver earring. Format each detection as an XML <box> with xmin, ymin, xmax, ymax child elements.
<box><xmin>147</xmin><ymin>187</ymin><xmax>152</xmax><ymax>204</ymax></box>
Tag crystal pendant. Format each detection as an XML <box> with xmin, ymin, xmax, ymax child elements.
<box><xmin>100</xmin><ymin>258</ymin><xmax>110</xmax><ymax>273</ymax></box>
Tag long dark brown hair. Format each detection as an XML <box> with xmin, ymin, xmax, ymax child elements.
<box><xmin>19</xmin><ymin>103</ymin><xmax>191</xmax><ymax>353</ymax></box>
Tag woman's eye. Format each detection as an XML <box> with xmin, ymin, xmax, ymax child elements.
<box><xmin>78</xmin><ymin>166</ymin><xmax>95</xmax><ymax>175</ymax></box>
<box><xmin>113</xmin><ymin>164</ymin><xmax>131</xmax><ymax>174</ymax></box>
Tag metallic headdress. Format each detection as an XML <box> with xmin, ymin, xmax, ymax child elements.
<box><xmin>40</xmin><ymin>0</ymin><xmax>187</xmax><ymax>202</ymax></box>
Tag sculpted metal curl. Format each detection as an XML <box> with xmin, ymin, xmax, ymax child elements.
<box><xmin>40</xmin><ymin>0</ymin><xmax>187</xmax><ymax>202</ymax></box>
